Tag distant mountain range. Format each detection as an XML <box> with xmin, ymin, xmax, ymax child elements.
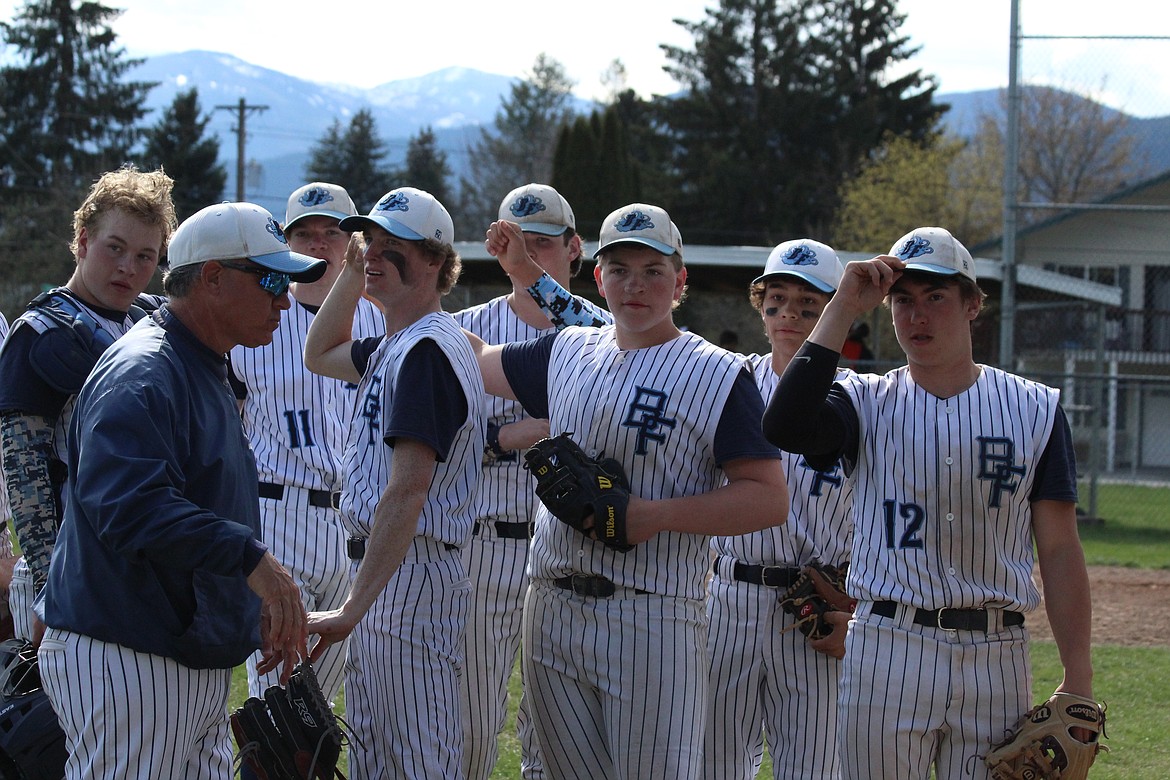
<box><xmin>130</xmin><ymin>51</ymin><xmax>1170</xmax><ymax>218</ymax></box>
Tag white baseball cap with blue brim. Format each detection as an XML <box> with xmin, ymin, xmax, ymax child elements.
<box><xmin>285</xmin><ymin>182</ymin><xmax>358</xmax><ymax>230</ymax></box>
<box><xmin>499</xmin><ymin>183</ymin><xmax>576</xmax><ymax>236</ymax></box>
<box><xmin>167</xmin><ymin>202</ymin><xmax>327</xmax><ymax>282</ymax></box>
<box><xmin>889</xmin><ymin>226</ymin><xmax>976</xmax><ymax>282</ymax></box>
<box><xmin>594</xmin><ymin>203</ymin><xmax>683</xmax><ymax>260</ymax></box>
<box><xmin>339</xmin><ymin>187</ymin><xmax>454</xmax><ymax>246</ymax></box>
<box><xmin>753</xmin><ymin>238</ymin><xmax>844</xmax><ymax>293</ymax></box>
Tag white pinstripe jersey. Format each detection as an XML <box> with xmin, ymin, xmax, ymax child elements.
<box><xmin>229</xmin><ymin>295</ymin><xmax>384</xmax><ymax>492</ymax></box>
<box><xmin>339</xmin><ymin>312</ymin><xmax>485</xmax><ymax>546</ymax></box>
<box><xmin>529</xmin><ymin>327</ymin><xmax>751</xmax><ymax>600</ymax></box>
<box><xmin>711</xmin><ymin>354</ymin><xmax>854</xmax><ymax>567</ymax></box>
<box><xmin>836</xmin><ymin>365</ymin><xmax>1060</xmax><ymax>612</ymax></box>
<box><xmin>454</xmin><ymin>295</ymin><xmax>611</xmax><ymax>524</ymax></box>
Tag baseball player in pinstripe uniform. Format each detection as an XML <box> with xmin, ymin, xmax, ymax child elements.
<box><xmin>229</xmin><ymin>183</ymin><xmax>384</xmax><ymax>708</ymax></box>
<box><xmin>468</xmin><ymin>203</ymin><xmax>788</xmax><ymax>780</ymax></box>
<box><xmin>457</xmin><ymin>184</ymin><xmax>611</xmax><ymax>780</ymax></box>
<box><xmin>36</xmin><ymin>202</ymin><xmax>314</xmax><ymax>779</ymax></box>
<box><xmin>303</xmin><ymin>187</ymin><xmax>485</xmax><ymax>780</ymax></box>
<box><xmin>763</xmin><ymin>227</ymin><xmax>1094</xmax><ymax>780</ymax></box>
<box><xmin>0</xmin><ymin>167</ymin><xmax>176</xmax><ymax>645</ymax></box>
<box><xmin>706</xmin><ymin>239</ymin><xmax>854</xmax><ymax>780</ymax></box>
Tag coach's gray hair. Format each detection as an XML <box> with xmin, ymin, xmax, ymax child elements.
<box><xmin>162</xmin><ymin>262</ymin><xmax>205</xmax><ymax>297</ymax></box>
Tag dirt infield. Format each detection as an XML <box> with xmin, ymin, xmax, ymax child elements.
<box><xmin>1027</xmin><ymin>565</ymin><xmax>1170</xmax><ymax>648</ymax></box>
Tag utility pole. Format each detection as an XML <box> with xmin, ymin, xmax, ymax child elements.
<box><xmin>215</xmin><ymin>97</ymin><xmax>268</xmax><ymax>202</ymax></box>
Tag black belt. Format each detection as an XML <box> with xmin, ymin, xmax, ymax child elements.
<box><xmin>716</xmin><ymin>556</ymin><xmax>801</xmax><ymax>588</ymax></box>
<box><xmin>552</xmin><ymin>574</ymin><xmax>650</xmax><ymax>598</ymax></box>
<box><xmin>346</xmin><ymin>536</ymin><xmax>457</xmax><ymax>561</ymax></box>
<box><xmin>871</xmin><ymin>601</ymin><xmax>1025</xmax><ymax>632</ymax></box>
<box><xmin>473</xmin><ymin>520</ymin><xmax>534</xmax><ymax>540</ymax></box>
<box><xmin>258</xmin><ymin>482</ymin><xmax>340</xmax><ymax>510</ymax></box>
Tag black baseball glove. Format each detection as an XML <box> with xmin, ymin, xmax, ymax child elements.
<box><xmin>523</xmin><ymin>433</ymin><xmax>634</xmax><ymax>552</ymax></box>
<box><xmin>230</xmin><ymin>661</ymin><xmax>347</xmax><ymax>779</ymax></box>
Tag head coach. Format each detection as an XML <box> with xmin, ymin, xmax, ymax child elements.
<box><xmin>35</xmin><ymin>202</ymin><xmax>324</xmax><ymax>779</ymax></box>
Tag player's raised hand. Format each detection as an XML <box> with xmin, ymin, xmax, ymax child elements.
<box><xmin>343</xmin><ymin>232</ymin><xmax>367</xmax><ymax>277</ymax></box>
<box><xmin>248</xmin><ymin>552</ymin><xmax>309</xmax><ymax>682</ymax></box>
<box><xmin>835</xmin><ymin>255</ymin><xmax>905</xmax><ymax>315</ymax></box>
<box><xmin>486</xmin><ymin>220</ymin><xmax>542</xmax><ymax>285</ymax></box>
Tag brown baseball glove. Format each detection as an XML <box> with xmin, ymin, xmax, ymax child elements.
<box><xmin>984</xmin><ymin>691</ymin><xmax>1107</xmax><ymax>780</ymax></box>
<box><xmin>777</xmin><ymin>560</ymin><xmax>855</xmax><ymax>641</ymax></box>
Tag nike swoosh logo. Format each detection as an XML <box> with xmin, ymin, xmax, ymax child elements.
<box><xmin>792</xmin><ymin>356</ymin><xmax>811</xmax><ymax>364</ymax></box>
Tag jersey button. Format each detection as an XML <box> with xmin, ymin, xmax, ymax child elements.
<box><xmin>945</xmin><ymin>457</ymin><xmax>953</xmax><ymax>465</ymax></box>
<box><xmin>946</xmin><ymin>513</ymin><xmax>955</xmax><ymax>521</ymax></box>
<box><xmin>948</xmin><ymin>567</ymin><xmax>956</xmax><ymax>574</ymax></box>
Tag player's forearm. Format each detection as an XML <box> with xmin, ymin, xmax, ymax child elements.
<box><xmin>1</xmin><ymin>412</ymin><xmax>60</xmax><ymax>588</ymax></box>
<box><xmin>763</xmin><ymin>341</ymin><xmax>847</xmax><ymax>456</ymax></box>
<box><xmin>526</xmin><ymin>273</ymin><xmax>609</xmax><ymax>329</ymax></box>
<box><xmin>627</xmin><ymin>461</ymin><xmax>788</xmax><ymax>540</ymax></box>
<box><xmin>344</xmin><ymin>493</ymin><xmax>425</xmax><ymax>618</ymax></box>
<box><xmin>806</xmin><ymin>295</ymin><xmax>863</xmax><ymax>352</ymax></box>
<box><xmin>1036</xmin><ymin>519</ymin><xmax>1094</xmax><ymax>696</ymax></box>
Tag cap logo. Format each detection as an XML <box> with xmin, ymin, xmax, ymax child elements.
<box><xmin>895</xmin><ymin>236</ymin><xmax>934</xmax><ymax>260</ymax></box>
<box><xmin>267</xmin><ymin>218</ymin><xmax>289</xmax><ymax>246</ymax></box>
<box><xmin>615</xmin><ymin>210</ymin><xmax>654</xmax><ymax>233</ymax></box>
<box><xmin>376</xmin><ymin>191</ymin><xmax>410</xmax><ymax>213</ymax></box>
<box><xmin>510</xmin><ymin>195</ymin><xmax>546</xmax><ymax>219</ymax></box>
<box><xmin>782</xmin><ymin>245</ymin><xmax>819</xmax><ymax>267</ymax></box>
<box><xmin>298</xmin><ymin>187</ymin><xmax>335</xmax><ymax>208</ymax></box>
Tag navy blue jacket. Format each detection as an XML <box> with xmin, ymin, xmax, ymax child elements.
<box><xmin>39</xmin><ymin>307</ymin><xmax>264</xmax><ymax>669</ymax></box>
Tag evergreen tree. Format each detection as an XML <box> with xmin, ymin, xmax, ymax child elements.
<box><xmin>457</xmin><ymin>54</ymin><xmax>577</xmax><ymax>235</ymax></box>
<box><xmin>660</xmin><ymin>0</ymin><xmax>943</xmax><ymax>244</ymax></box>
<box><xmin>551</xmin><ymin>106</ymin><xmax>641</xmax><ymax>238</ymax></box>
<box><xmin>0</xmin><ymin>0</ymin><xmax>154</xmax><ymax>196</ymax></box>
<box><xmin>400</xmin><ymin>126</ymin><xmax>453</xmax><ymax>207</ymax></box>
<box><xmin>305</xmin><ymin>109</ymin><xmax>392</xmax><ymax>212</ymax></box>
<box><xmin>137</xmin><ymin>88</ymin><xmax>226</xmax><ymax>220</ymax></box>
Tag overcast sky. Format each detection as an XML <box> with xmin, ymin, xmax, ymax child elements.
<box><xmin>2</xmin><ymin>0</ymin><xmax>1169</xmax><ymax>115</ymax></box>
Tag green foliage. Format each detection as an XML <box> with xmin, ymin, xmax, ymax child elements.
<box><xmin>659</xmin><ymin>0</ymin><xmax>944</xmax><ymax>244</ymax></box>
<box><xmin>305</xmin><ymin>109</ymin><xmax>392</xmax><ymax>212</ymax></box>
<box><xmin>457</xmin><ymin>53</ymin><xmax>577</xmax><ymax>236</ymax></box>
<box><xmin>398</xmin><ymin>126</ymin><xmax>453</xmax><ymax>209</ymax></box>
<box><xmin>0</xmin><ymin>0</ymin><xmax>153</xmax><ymax>195</ymax></box>
<box><xmin>833</xmin><ymin>132</ymin><xmax>967</xmax><ymax>253</ymax></box>
<box><xmin>136</xmin><ymin>88</ymin><xmax>226</xmax><ymax>221</ymax></box>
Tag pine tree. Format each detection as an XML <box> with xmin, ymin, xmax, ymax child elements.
<box><xmin>0</xmin><ymin>0</ymin><xmax>154</xmax><ymax>196</ymax></box>
<box><xmin>305</xmin><ymin>110</ymin><xmax>392</xmax><ymax>212</ymax></box>
<box><xmin>660</xmin><ymin>0</ymin><xmax>943</xmax><ymax>243</ymax></box>
<box><xmin>137</xmin><ymin>89</ymin><xmax>226</xmax><ymax>221</ymax></box>
<box><xmin>457</xmin><ymin>54</ymin><xmax>577</xmax><ymax>235</ymax></box>
<box><xmin>400</xmin><ymin>127</ymin><xmax>453</xmax><ymax>207</ymax></box>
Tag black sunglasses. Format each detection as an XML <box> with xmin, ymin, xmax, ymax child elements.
<box><xmin>218</xmin><ymin>261</ymin><xmax>292</xmax><ymax>297</ymax></box>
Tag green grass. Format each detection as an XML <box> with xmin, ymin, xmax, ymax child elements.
<box><xmin>1077</xmin><ymin>482</ymin><xmax>1170</xmax><ymax>569</ymax></box>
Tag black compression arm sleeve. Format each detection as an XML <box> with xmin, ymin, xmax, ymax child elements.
<box><xmin>762</xmin><ymin>342</ymin><xmax>853</xmax><ymax>465</ymax></box>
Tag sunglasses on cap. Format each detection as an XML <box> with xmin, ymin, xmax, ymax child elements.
<box><xmin>218</xmin><ymin>261</ymin><xmax>292</xmax><ymax>297</ymax></box>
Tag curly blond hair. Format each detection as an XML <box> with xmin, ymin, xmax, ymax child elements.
<box><xmin>70</xmin><ymin>165</ymin><xmax>177</xmax><ymax>259</ymax></box>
